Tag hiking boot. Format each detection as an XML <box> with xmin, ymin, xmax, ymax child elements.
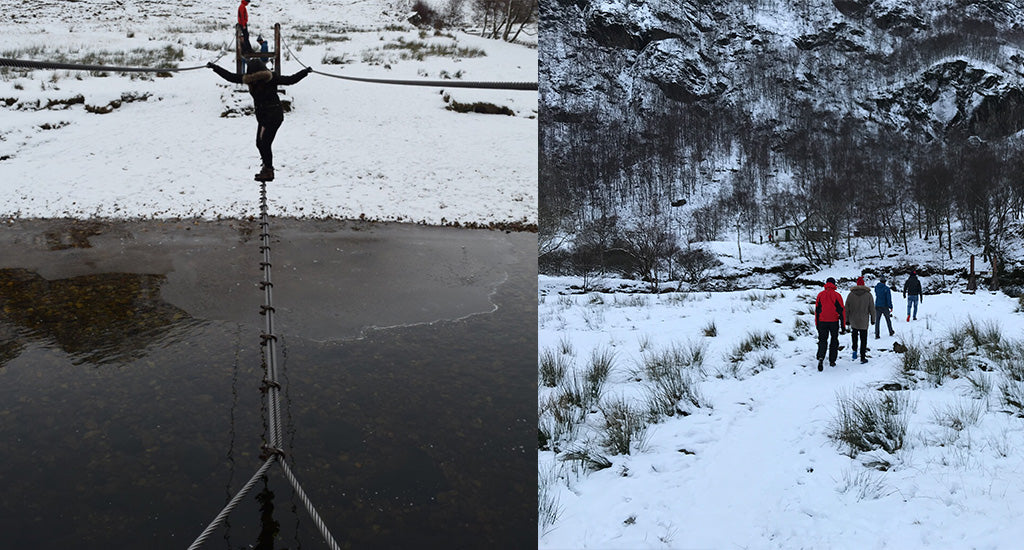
<box><xmin>860</xmin><ymin>357</ymin><xmax>868</xmax><ymax>364</ymax></box>
<box><xmin>817</xmin><ymin>359</ymin><xmax>823</xmax><ymax>372</ymax></box>
<box><xmin>255</xmin><ymin>164</ymin><xmax>275</xmax><ymax>182</ymax></box>
<box><xmin>889</xmin><ymin>331</ymin><xmax>895</xmax><ymax>336</ymax></box>
<box><xmin>829</xmin><ymin>361</ymin><xmax>836</xmax><ymax>367</ymax></box>
<box><xmin>906</xmin><ymin>315</ymin><xmax>910</xmax><ymax>322</ymax></box>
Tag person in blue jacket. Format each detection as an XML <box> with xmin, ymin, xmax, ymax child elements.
<box><xmin>874</xmin><ymin>275</ymin><xmax>894</xmax><ymax>338</ymax></box>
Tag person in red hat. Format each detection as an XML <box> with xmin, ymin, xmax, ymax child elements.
<box><xmin>815</xmin><ymin>277</ymin><xmax>846</xmax><ymax>371</ymax></box>
<box><xmin>845</xmin><ymin>276</ymin><xmax>876</xmax><ymax>364</ymax></box>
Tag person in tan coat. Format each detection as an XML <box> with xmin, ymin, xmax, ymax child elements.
<box><xmin>845</xmin><ymin>276</ymin><xmax>876</xmax><ymax>364</ymax></box>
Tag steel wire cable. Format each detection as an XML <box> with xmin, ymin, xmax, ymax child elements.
<box><xmin>282</xmin><ymin>37</ymin><xmax>537</xmax><ymax>91</ymax></box>
<box><xmin>187</xmin><ymin>457</ymin><xmax>277</xmax><ymax>550</ymax></box>
<box><xmin>280</xmin><ymin>459</ymin><xmax>343</xmax><ymax>550</ymax></box>
<box><xmin>0</xmin><ymin>51</ymin><xmax>228</xmax><ymax>73</ymax></box>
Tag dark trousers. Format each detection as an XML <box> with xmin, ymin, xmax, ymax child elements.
<box><xmin>851</xmin><ymin>328</ymin><xmax>867</xmax><ymax>357</ymax></box>
<box><xmin>816</xmin><ymin>321</ymin><xmax>839</xmax><ymax>363</ymax></box>
<box><xmin>875</xmin><ymin>308</ymin><xmax>893</xmax><ymax>337</ymax></box>
<box><xmin>255</xmin><ymin>108</ymin><xmax>284</xmax><ymax>168</ymax></box>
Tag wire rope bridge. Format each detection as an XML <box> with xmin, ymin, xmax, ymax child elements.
<box><xmin>186</xmin><ymin>181</ymin><xmax>341</xmax><ymax>550</ymax></box>
<box><xmin>0</xmin><ymin>23</ymin><xmax>537</xmax><ymax>548</ymax></box>
<box><xmin>0</xmin><ymin>23</ymin><xmax>538</xmax><ymax>91</ymax></box>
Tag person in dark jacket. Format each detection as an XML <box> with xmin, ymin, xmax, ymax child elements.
<box><xmin>845</xmin><ymin>277</ymin><xmax>875</xmax><ymax>364</ymax></box>
<box><xmin>815</xmin><ymin>277</ymin><xmax>846</xmax><ymax>372</ymax></box>
<box><xmin>903</xmin><ymin>271</ymin><xmax>923</xmax><ymax>321</ymax></box>
<box><xmin>208</xmin><ymin>60</ymin><xmax>312</xmax><ymax>181</ymax></box>
<box><xmin>874</xmin><ymin>275</ymin><xmax>894</xmax><ymax>338</ymax></box>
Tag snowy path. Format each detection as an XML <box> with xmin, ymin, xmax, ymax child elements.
<box><xmin>540</xmin><ymin>283</ymin><xmax>1024</xmax><ymax>549</ymax></box>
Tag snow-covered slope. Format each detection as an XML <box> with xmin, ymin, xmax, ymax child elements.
<box><xmin>0</xmin><ymin>0</ymin><xmax>537</xmax><ymax>226</ymax></box>
<box><xmin>539</xmin><ymin>276</ymin><xmax>1024</xmax><ymax>548</ymax></box>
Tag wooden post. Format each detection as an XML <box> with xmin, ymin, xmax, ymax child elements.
<box><xmin>235</xmin><ymin>24</ymin><xmax>244</xmax><ymax>75</ymax></box>
<box><xmin>967</xmin><ymin>254</ymin><xmax>977</xmax><ymax>292</ymax></box>
<box><xmin>274</xmin><ymin>23</ymin><xmax>281</xmax><ymax>77</ymax></box>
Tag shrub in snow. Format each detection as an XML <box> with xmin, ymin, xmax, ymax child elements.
<box><xmin>702</xmin><ymin>320</ymin><xmax>717</xmax><ymax>337</ymax></box>
<box><xmin>600</xmin><ymin>396</ymin><xmax>649</xmax><ymax>455</ymax></box>
<box><xmin>829</xmin><ymin>391</ymin><xmax>912</xmax><ymax>457</ymax></box>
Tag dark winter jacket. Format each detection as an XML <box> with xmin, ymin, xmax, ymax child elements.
<box><xmin>210</xmin><ymin>63</ymin><xmax>310</xmax><ymax>114</ymax></box>
<box><xmin>815</xmin><ymin>282</ymin><xmax>846</xmax><ymax>325</ymax></box>
<box><xmin>874</xmin><ymin>282</ymin><xmax>893</xmax><ymax>310</ymax></box>
<box><xmin>903</xmin><ymin>275</ymin><xmax>923</xmax><ymax>298</ymax></box>
<box><xmin>846</xmin><ymin>285</ymin><xmax>876</xmax><ymax>330</ymax></box>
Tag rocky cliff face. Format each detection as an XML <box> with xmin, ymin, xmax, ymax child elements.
<box><xmin>542</xmin><ymin>0</ymin><xmax>1024</xmax><ymax>150</ymax></box>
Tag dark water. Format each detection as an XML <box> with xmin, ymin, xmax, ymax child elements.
<box><xmin>0</xmin><ymin>219</ymin><xmax>536</xmax><ymax>549</ymax></box>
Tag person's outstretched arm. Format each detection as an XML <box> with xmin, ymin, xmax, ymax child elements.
<box><xmin>275</xmin><ymin>67</ymin><xmax>313</xmax><ymax>86</ymax></box>
<box><xmin>208</xmin><ymin>62</ymin><xmax>244</xmax><ymax>84</ymax></box>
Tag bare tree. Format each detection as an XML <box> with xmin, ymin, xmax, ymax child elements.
<box><xmin>473</xmin><ymin>0</ymin><xmax>537</xmax><ymax>42</ymax></box>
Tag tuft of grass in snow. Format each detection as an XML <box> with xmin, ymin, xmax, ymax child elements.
<box><xmin>613</xmin><ymin>294</ymin><xmax>648</xmax><ymax>308</ymax></box>
<box><xmin>702</xmin><ymin>320</ymin><xmax>717</xmax><ymax>337</ymax></box>
<box><xmin>728</xmin><ymin>330</ymin><xmax>777</xmax><ymax>364</ymax></box>
<box><xmin>557</xmin><ymin>336</ymin><xmax>575</xmax><ymax>356</ymax></box>
<box><xmin>900</xmin><ymin>343</ymin><xmax>923</xmax><ymax>378</ymax></box>
<box><xmin>556</xmin><ymin>372</ymin><xmax>599</xmax><ymax>412</ymax></box>
<box><xmin>665</xmin><ymin>292</ymin><xmax>692</xmax><ymax>306</ymax></box>
<box><xmin>922</xmin><ymin>348</ymin><xmax>970</xmax><ymax>386</ymax></box>
<box><xmin>538</xmin><ymin>467</ymin><xmax>562</xmax><ymax>534</ymax></box>
<box><xmin>580</xmin><ymin>307</ymin><xmax>606</xmax><ymax>331</ymax></box>
<box><xmin>967</xmin><ymin>371</ymin><xmax>994</xmax><ymax>400</ymax></box>
<box><xmin>539</xmin><ymin>348</ymin><xmax>569</xmax><ymax>387</ymax></box>
<box><xmin>538</xmin><ymin>394</ymin><xmax>584</xmax><ymax>448</ymax></box>
<box><xmin>963</xmin><ymin>318</ymin><xmax>1003</xmax><ymax>353</ymax></box>
<box><xmin>931</xmin><ymin>399</ymin><xmax>985</xmax><ymax>432</ymax></box>
<box><xmin>743</xmin><ymin>290</ymin><xmax>784</xmax><ymax>304</ymax></box>
<box><xmin>560</xmin><ymin>445</ymin><xmax>613</xmax><ymax>473</ymax></box>
<box><xmin>996</xmin><ymin>342</ymin><xmax>1024</xmax><ymax>416</ymax></box>
<box><xmin>837</xmin><ymin>469</ymin><xmax>892</xmax><ymax>501</ymax></box>
<box><xmin>830</xmin><ymin>391</ymin><xmax>913</xmax><ymax>457</ymax></box>
<box><xmin>583</xmin><ymin>347</ymin><xmax>616</xmax><ymax>401</ymax></box>
<box><xmin>754</xmin><ymin>352</ymin><xmax>777</xmax><ymax>372</ymax></box>
<box><xmin>793</xmin><ymin>316</ymin><xmax>814</xmax><ymax>338</ymax></box>
<box><xmin>641</xmin><ymin>341</ymin><xmax>708</xmax><ymax>379</ymax></box>
<box><xmin>645</xmin><ymin>367</ymin><xmax>707</xmax><ymax>420</ymax></box>
<box><xmin>600</xmin><ymin>396</ymin><xmax>650</xmax><ymax>455</ymax></box>
<box><xmin>381</xmin><ymin>37</ymin><xmax>486</xmax><ymax>60</ymax></box>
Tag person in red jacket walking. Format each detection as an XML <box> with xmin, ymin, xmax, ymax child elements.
<box><xmin>815</xmin><ymin>277</ymin><xmax>846</xmax><ymax>371</ymax></box>
<box><xmin>237</xmin><ymin>0</ymin><xmax>252</xmax><ymax>51</ymax></box>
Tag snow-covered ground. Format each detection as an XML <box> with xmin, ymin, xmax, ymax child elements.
<box><xmin>539</xmin><ymin>272</ymin><xmax>1024</xmax><ymax>548</ymax></box>
<box><xmin>0</xmin><ymin>0</ymin><xmax>537</xmax><ymax>226</ymax></box>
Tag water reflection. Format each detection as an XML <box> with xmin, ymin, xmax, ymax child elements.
<box><xmin>0</xmin><ymin>268</ymin><xmax>192</xmax><ymax>367</ymax></box>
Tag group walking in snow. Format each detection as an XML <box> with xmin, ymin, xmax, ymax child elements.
<box><xmin>814</xmin><ymin>272</ymin><xmax>924</xmax><ymax>372</ymax></box>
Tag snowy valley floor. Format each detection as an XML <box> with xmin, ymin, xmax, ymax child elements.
<box><xmin>539</xmin><ymin>276</ymin><xmax>1024</xmax><ymax>549</ymax></box>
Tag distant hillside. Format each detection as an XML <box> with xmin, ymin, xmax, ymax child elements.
<box><xmin>540</xmin><ymin>0</ymin><xmax>1024</xmax><ymax>281</ymax></box>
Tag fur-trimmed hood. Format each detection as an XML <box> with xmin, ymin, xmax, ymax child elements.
<box><xmin>243</xmin><ymin>70</ymin><xmax>273</xmax><ymax>85</ymax></box>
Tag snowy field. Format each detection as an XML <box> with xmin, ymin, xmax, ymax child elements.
<box><xmin>539</xmin><ymin>275</ymin><xmax>1024</xmax><ymax>548</ymax></box>
<box><xmin>0</xmin><ymin>0</ymin><xmax>537</xmax><ymax>226</ymax></box>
